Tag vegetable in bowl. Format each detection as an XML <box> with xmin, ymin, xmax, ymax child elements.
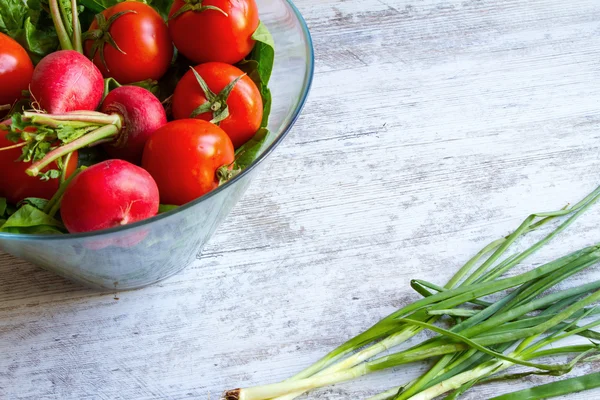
<box><xmin>0</xmin><ymin>0</ymin><xmax>313</xmax><ymax>290</ymax></box>
<box><xmin>0</xmin><ymin>33</ymin><xmax>34</xmax><ymax>117</ymax></box>
<box><xmin>84</xmin><ymin>2</ymin><xmax>173</xmax><ymax>84</ymax></box>
<box><xmin>0</xmin><ymin>0</ymin><xmax>275</xmax><ymax>235</ymax></box>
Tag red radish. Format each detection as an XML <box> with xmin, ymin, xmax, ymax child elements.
<box><xmin>29</xmin><ymin>50</ymin><xmax>104</xmax><ymax>113</ymax></box>
<box><xmin>61</xmin><ymin>159</ymin><xmax>159</xmax><ymax>233</ymax></box>
<box><xmin>19</xmin><ymin>86</ymin><xmax>167</xmax><ymax>177</ymax></box>
<box><xmin>99</xmin><ymin>86</ymin><xmax>168</xmax><ymax>162</ymax></box>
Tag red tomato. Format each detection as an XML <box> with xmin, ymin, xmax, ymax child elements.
<box><xmin>142</xmin><ymin>119</ymin><xmax>235</xmax><ymax>205</ymax></box>
<box><xmin>84</xmin><ymin>1</ymin><xmax>173</xmax><ymax>84</ymax></box>
<box><xmin>168</xmin><ymin>0</ymin><xmax>259</xmax><ymax>64</ymax></box>
<box><xmin>172</xmin><ymin>62</ymin><xmax>262</xmax><ymax>148</ymax></box>
<box><xmin>0</xmin><ymin>33</ymin><xmax>33</xmax><ymax>110</ymax></box>
<box><xmin>0</xmin><ymin>129</ymin><xmax>79</xmax><ymax>205</ymax></box>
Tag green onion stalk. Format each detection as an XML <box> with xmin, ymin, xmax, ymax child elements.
<box><xmin>226</xmin><ymin>278</ymin><xmax>600</xmax><ymax>399</ymax></box>
<box><xmin>224</xmin><ymin>186</ymin><xmax>600</xmax><ymax>400</ymax></box>
<box><xmin>391</xmin><ymin>305</ymin><xmax>600</xmax><ymax>400</ymax></box>
<box><xmin>488</xmin><ymin>371</ymin><xmax>600</xmax><ymax>400</ymax></box>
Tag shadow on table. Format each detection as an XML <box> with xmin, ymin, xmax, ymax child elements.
<box><xmin>0</xmin><ymin>251</ymin><xmax>89</xmax><ymax>302</ymax></box>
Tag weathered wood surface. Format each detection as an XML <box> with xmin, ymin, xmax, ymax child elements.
<box><xmin>2</xmin><ymin>0</ymin><xmax>600</xmax><ymax>398</ymax></box>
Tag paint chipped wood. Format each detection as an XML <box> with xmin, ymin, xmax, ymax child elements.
<box><xmin>2</xmin><ymin>0</ymin><xmax>600</xmax><ymax>398</ymax></box>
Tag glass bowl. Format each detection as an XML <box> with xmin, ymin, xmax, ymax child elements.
<box><xmin>0</xmin><ymin>0</ymin><xmax>314</xmax><ymax>291</ymax></box>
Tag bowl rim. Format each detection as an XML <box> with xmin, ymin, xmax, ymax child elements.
<box><xmin>0</xmin><ymin>0</ymin><xmax>315</xmax><ymax>242</ymax></box>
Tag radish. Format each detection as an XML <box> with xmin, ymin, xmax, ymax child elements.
<box><xmin>14</xmin><ymin>85</ymin><xmax>167</xmax><ymax>177</ymax></box>
<box><xmin>30</xmin><ymin>50</ymin><xmax>104</xmax><ymax>114</ymax></box>
<box><xmin>99</xmin><ymin>86</ymin><xmax>168</xmax><ymax>161</ymax></box>
<box><xmin>60</xmin><ymin>159</ymin><xmax>159</xmax><ymax>233</ymax></box>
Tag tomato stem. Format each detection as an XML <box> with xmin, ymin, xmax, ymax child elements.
<box><xmin>26</xmin><ymin>124</ymin><xmax>120</xmax><ymax>177</ymax></box>
<box><xmin>216</xmin><ymin>164</ymin><xmax>241</xmax><ymax>186</ymax></box>
<box><xmin>83</xmin><ymin>11</ymin><xmax>137</xmax><ymax>72</ymax></box>
<box><xmin>169</xmin><ymin>1</ymin><xmax>228</xmax><ymax>21</ymax></box>
<box><xmin>189</xmin><ymin>67</ymin><xmax>246</xmax><ymax>125</ymax></box>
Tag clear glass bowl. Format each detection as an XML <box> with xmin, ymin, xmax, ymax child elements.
<box><xmin>0</xmin><ymin>0</ymin><xmax>314</xmax><ymax>291</ymax></box>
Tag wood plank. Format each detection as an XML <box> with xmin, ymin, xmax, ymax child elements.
<box><xmin>2</xmin><ymin>0</ymin><xmax>600</xmax><ymax>398</ymax></box>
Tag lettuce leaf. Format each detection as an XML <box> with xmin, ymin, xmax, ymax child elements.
<box><xmin>0</xmin><ymin>204</ymin><xmax>66</xmax><ymax>234</ymax></box>
<box><xmin>0</xmin><ymin>0</ymin><xmax>59</xmax><ymax>64</ymax></box>
<box><xmin>79</xmin><ymin>0</ymin><xmax>173</xmax><ymax>19</ymax></box>
<box><xmin>232</xmin><ymin>22</ymin><xmax>276</xmax><ymax>171</ymax></box>
<box><xmin>238</xmin><ymin>21</ymin><xmax>275</xmax><ymax>128</ymax></box>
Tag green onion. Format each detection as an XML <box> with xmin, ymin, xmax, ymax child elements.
<box><xmin>488</xmin><ymin>372</ymin><xmax>600</xmax><ymax>399</ymax></box>
<box><xmin>225</xmin><ymin>186</ymin><xmax>600</xmax><ymax>400</ymax></box>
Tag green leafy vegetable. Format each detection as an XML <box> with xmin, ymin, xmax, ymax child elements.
<box><xmin>156</xmin><ymin>50</ymin><xmax>190</xmax><ymax>104</ymax></box>
<box><xmin>238</xmin><ymin>21</ymin><xmax>275</xmax><ymax>128</ymax></box>
<box><xmin>18</xmin><ymin>197</ymin><xmax>49</xmax><ymax>211</ymax></box>
<box><xmin>246</xmin><ymin>21</ymin><xmax>275</xmax><ymax>86</ymax></box>
<box><xmin>158</xmin><ymin>204</ymin><xmax>178</xmax><ymax>213</ymax></box>
<box><xmin>0</xmin><ymin>0</ymin><xmax>27</xmax><ymax>33</ymax></box>
<box><xmin>0</xmin><ymin>198</ymin><xmax>7</xmax><ymax>217</ymax></box>
<box><xmin>0</xmin><ymin>0</ymin><xmax>60</xmax><ymax>64</ymax></box>
<box><xmin>79</xmin><ymin>0</ymin><xmax>173</xmax><ymax>19</ymax></box>
<box><xmin>131</xmin><ymin>78</ymin><xmax>160</xmax><ymax>96</ymax></box>
<box><xmin>221</xmin><ymin>21</ymin><xmax>276</xmax><ymax>176</ymax></box>
<box><xmin>233</xmin><ymin>128</ymin><xmax>274</xmax><ymax>170</ymax></box>
<box><xmin>146</xmin><ymin>0</ymin><xmax>173</xmax><ymax>19</ymax></box>
<box><xmin>79</xmin><ymin>0</ymin><xmax>117</xmax><ymax>13</ymax></box>
<box><xmin>0</xmin><ymin>204</ymin><xmax>65</xmax><ymax>234</ymax></box>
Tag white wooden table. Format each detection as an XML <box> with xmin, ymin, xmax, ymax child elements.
<box><xmin>2</xmin><ymin>0</ymin><xmax>600</xmax><ymax>398</ymax></box>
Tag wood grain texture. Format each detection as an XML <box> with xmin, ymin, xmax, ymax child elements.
<box><xmin>2</xmin><ymin>0</ymin><xmax>600</xmax><ymax>398</ymax></box>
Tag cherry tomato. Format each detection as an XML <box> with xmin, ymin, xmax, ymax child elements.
<box><xmin>172</xmin><ymin>62</ymin><xmax>263</xmax><ymax>148</ymax></box>
<box><xmin>84</xmin><ymin>1</ymin><xmax>173</xmax><ymax>84</ymax></box>
<box><xmin>168</xmin><ymin>0</ymin><xmax>259</xmax><ymax>64</ymax></box>
<box><xmin>142</xmin><ymin>119</ymin><xmax>235</xmax><ymax>205</ymax></box>
<box><xmin>0</xmin><ymin>33</ymin><xmax>33</xmax><ymax>110</ymax></box>
<box><xmin>0</xmin><ymin>128</ymin><xmax>79</xmax><ymax>205</ymax></box>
